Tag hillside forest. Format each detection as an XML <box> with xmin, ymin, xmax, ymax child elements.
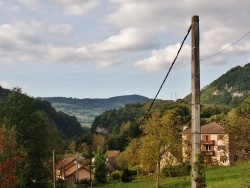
<box><xmin>1</xmin><ymin>63</ymin><xmax>250</xmax><ymax>187</ymax></box>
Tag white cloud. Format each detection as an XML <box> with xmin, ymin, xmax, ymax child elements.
<box><xmin>18</xmin><ymin>0</ymin><xmax>41</xmax><ymax>10</ymax></box>
<box><xmin>107</xmin><ymin>0</ymin><xmax>250</xmax><ymax>70</ymax></box>
<box><xmin>1</xmin><ymin>81</ymin><xmax>12</xmax><ymax>89</ymax></box>
<box><xmin>0</xmin><ymin>21</ymin><xmax>75</xmax><ymax>63</ymax></box>
<box><xmin>0</xmin><ymin>0</ymin><xmax>249</xmax><ymax>71</ymax></box>
<box><xmin>0</xmin><ymin>20</ymin><xmax>157</xmax><ymax>67</ymax></box>
<box><xmin>134</xmin><ymin>44</ymin><xmax>190</xmax><ymax>72</ymax></box>
<box><xmin>28</xmin><ymin>21</ymin><xmax>73</xmax><ymax>37</ymax></box>
<box><xmin>90</xmin><ymin>27</ymin><xmax>158</xmax><ymax>52</ymax></box>
<box><xmin>53</xmin><ymin>0</ymin><xmax>100</xmax><ymax>15</ymax></box>
<box><xmin>70</xmin><ymin>27</ymin><xmax>158</xmax><ymax>67</ymax></box>
<box><xmin>200</xmin><ymin>29</ymin><xmax>250</xmax><ymax>66</ymax></box>
<box><xmin>0</xmin><ymin>23</ymin><xmax>39</xmax><ymax>50</ymax></box>
<box><xmin>49</xmin><ymin>24</ymin><xmax>73</xmax><ymax>36</ymax></box>
<box><xmin>108</xmin><ymin>1</ymin><xmax>171</xmax><ymax>29</ymax></box>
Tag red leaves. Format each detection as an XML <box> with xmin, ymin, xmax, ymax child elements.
<box><xmin>0</xmin><ymin>129</ymin><xmax>19</xmax><ymax>188</ymax></box>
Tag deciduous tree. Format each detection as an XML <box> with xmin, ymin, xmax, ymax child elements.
<box><xmin>139</xmin><ymin>111</ymin><xmax>182</xmax><ymax>188</ymax></box>
<box><xmin>225</xmin><ymin>97</ymin><xmax>250</xmax><ymax>161</ymax></box>
<box><xmin>0</xmin><ymin>128</ymin><xmax>20</xmax><ymax>188</ymax></box>
<box><xmin>0</xmin><ymin>88</ymin><xmax>63</xmax><ymax>187</ymax></box>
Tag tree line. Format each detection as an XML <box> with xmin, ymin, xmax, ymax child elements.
<box><xmin>1</xmin><ymin>87</ymin><xmax>250</xmax><ymax>187</ymax></box>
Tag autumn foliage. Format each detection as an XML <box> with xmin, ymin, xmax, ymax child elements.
<box><xmin>0</xmin><ymin>129</ymin><xmax>19</xmax><ymax>188</ymax></box>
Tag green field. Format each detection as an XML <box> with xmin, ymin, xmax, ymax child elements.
<box><xmin>52</xmin><ymin>102</ymin><xmax>104</xmax><ymax>127</ymax></box>
<box><xmin>99</xmin><ymin>162</ymin><xmax>250</xmax><ymax>188</ymax></box>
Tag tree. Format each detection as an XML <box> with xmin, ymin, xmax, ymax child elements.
<box><xmin>121</xmin><ymin>168</ymin><xmax>132</xmax><ymax>182</ymax></box>
<box><xmin>0</xmin><ymin>128</ymin><xmax>20</xmax><ymax>188</ymax></box>
<box><xmin>225</xmin><ymin>97</ymin><xmax>250</xmax><ymax>161</ymax></box>
<box><xmin>117</xmin><ymin>138</ymin><xmax>141</xmax><ymax>170</ymax></box>
<box><xmin>94</xmin><ymin>146</ymin><xmax>108</xmax><ymax>184</ymax></box>
<box><xmin>68</xmin><ymin>140</ymin><xmax>76</xmax><ymax>154</ymax></box>
<box><xmin>0</xmin><ymin>89</ymin><xmax>63</xmax><ymax>187</ymax></box>
<box><xmin>224</xmin><ymin>97</ymin><xmax>250</xmax><ymax>187</ymax></box>
<box><xmin>138</xmin><ymin>111</ymin><xmax>182</xmax><ymax>188</ymax></box>
<box><xmin>92</xmin><ymin>134</ymin><xmax>106</xmax><ymax>151</ymax></box>
<box><xmin>119</xmin><ymin>110</ymin><xmax>183</xmax><ymax>188</ymax></box>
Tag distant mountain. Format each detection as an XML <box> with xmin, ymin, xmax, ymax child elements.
<box><xmin>184</xmin><ymin>63</ymin><xmax>250</xmax><ymax>106</ymax></box>
<box><xmin>42</xmin><ymin>95</ymin><xmax>152</xmax><ymax>127</ymax></box>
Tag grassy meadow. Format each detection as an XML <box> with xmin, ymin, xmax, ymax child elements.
<box><xmin>99</xmin><ymin>162</ymin><xmax>250</xmax><ymax>188</ymax></box>
<box><xmin>52</xmin><ymin>102</ymin><xmax>104</xmax><ymax>127</ymax></box>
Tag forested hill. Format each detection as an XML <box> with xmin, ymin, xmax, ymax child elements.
<box><xmin>42</xmin><ymin>95</ymin><xmax>153</xmax><ymax>127</ymax></box>
<box><xmin>184</xmin><ymin>63</ymin><xmax>250</xmax><ymax>106</ymax></box>
<box><xmin>0</xmin><ymin>85</ymin><xmax>9</xmax><ymax>98</ymax></box>
<box><xmin>0</xmin><ymin>86</ymin><xmax>84</xmax><ymax>139</ymax></box>
<box><xmin>43</xmin><ymin>95</ymin><xmax>150</xmax><ymax>109</ymax></box>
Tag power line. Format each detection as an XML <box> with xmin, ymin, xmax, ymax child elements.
<box><xmin>141</xmin><ymin>24</ymin><xmax>192</xmax><ymax>124</ymax></box>
<box><xmin>200</xmin><ymin>31</ymin><xmax>250</xmax><ymax>62</ymax></box>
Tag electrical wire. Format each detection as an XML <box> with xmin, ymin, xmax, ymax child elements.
<box><xmin>140</xmin><ymin>29</ymin><xmax>250</xmax><ymax>124</ymax></box>
<box><xmin>200</xmin><ymin>31</ymin><xmax>250</xmax><ymax>62</ymax></box>
<box><xmin>140</xmin><ymin>24</ymin><xmax>192</xmax><ymax>124</ymax></box>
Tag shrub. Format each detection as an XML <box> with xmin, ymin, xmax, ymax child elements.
<box><xmin>162</xmin><ymin>163</ymin><xmax>191</xmax><ymax>177</ymax></box>
<box><xmin>111</xmin><ymin>171</ymin><xmax>121</xmax><ymax>181</ymax></box>
<box><xmin>79</xmin><ymin>178</ymin><xmax>90</xmax><ymax>185</ymax></box>
<box><xmin>121</xmin><ymin>169</ymin><xmax>132</xmax><ymax>182</ymax></box>
<box><xmin>130</xmin><ymin>169</ymin><xmax>138</xmax><ymax>176</ymax></box>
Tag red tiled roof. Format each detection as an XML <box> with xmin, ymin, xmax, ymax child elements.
<box><xmin>201</xmin><ymin>122</ymin><xmax>224</xmax><ymax>134</ymax></box>
<box><xmin>56</xmin><ymin>156</ymin><xmax>75</xmax><ymax>170</ymax></box>
<box><xmin>56</xmin><ymin>156</ymin><xmax>90</xmax><ymax>177</ymax></box>
<box><xmin>105</xmin><ymin>150</ymin><xmax>120</xmax><ymax>158</ymax></box>
<box><xmin>183</xmin><ymin>122</ymin><xmax>224</xmax><ymax>134</ymax></box>
<box><xmin>105</xmin><ymin>150</ymin><xmax>121</xmax><ymax>172</ymax></box>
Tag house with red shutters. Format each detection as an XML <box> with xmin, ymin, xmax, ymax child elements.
<box><xmin>182</xmin><ymin>122</ymin><xmax>231</xmax><ymax>166</ymax></box>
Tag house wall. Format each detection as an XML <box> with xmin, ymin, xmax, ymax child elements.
<box><xmin>201</xmin><ymin>133</ymin><xmax>230</xmax><ymax>166</ymax></box>
<box><xmin>78</xmin><ymin>169</ymin><xmax>90</xmax><ymax>180</ymax></box>
<box><xmin>65</xmin><ymin>169</ymin><xmax>90</xmax><ymax>182</ymax></box>
<box><xmin>182</xmin><ymin>133</ymin><xmax>230</xmax><ymax>166</ymax></box>
<box><xmin>182</xmin><ymin>134</ymin><xmax>191</xmax><ymax>162</ymax></box>
<box><xmin>65</xmin><ymin>174</ymin><xmax>76</xmax><ymax>182</ymax></box>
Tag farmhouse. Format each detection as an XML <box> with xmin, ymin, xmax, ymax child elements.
<box><xmin>182</xmin><ymin>122</ymin><xmax>230</xmax><ymax>166</ymax></box>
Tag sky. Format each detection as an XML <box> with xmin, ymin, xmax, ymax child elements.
<box><xmin>0</xmin><ymin>0</ymin><xmax>250</xmax><ymax>100</ymax></box>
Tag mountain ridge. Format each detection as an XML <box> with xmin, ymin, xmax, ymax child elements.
<box><xmin>42</xmin><ymin>94</ymin><xmax>156</xmax><ymax>127</ymax></box>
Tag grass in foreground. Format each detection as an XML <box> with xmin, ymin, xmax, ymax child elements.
<box><xmin>100</xmin><ymin>162</ymin><xmax>250</xmax><ymax>188</ymax></box>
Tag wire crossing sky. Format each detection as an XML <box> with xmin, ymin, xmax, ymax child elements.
<box><xmin>0</xmin><ymin>1</ymin><xmax>250</xmax><ymax>100</ymax></box>
<box><xmin>141</xmin><ymin>24</ymin><xmax>192</xmax><ymax>123</ymax></box>
<box><xmin>200</xmin><ymin>31</ymin><xmax>250</xmax><ymax>62</ymax></box>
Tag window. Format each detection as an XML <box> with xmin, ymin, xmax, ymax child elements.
<box><xmin>206</xmin><ymin>145</ymin><xmax>211</xmax><ymax>151</ymax></box>
<box><xmin>217</xmin><ymin>145</ymin><xmax>225</xmax><ymax>151</ymax></box>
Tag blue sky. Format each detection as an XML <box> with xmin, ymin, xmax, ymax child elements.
<box><xmin>0</xmin><ymin>0</ymin><xmax>249</xmax><ymax>100</ymax></box>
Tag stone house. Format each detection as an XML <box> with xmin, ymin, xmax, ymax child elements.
<box><xmin>182</xmin><ymin>122</ymin><xmax>230</xmax><ymax>166</ymax></box>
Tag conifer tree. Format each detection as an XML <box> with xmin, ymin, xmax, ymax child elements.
<box><xmin>94</xmin><ymin>146</ymin><xmax>108</xmax><ymax>184</ymax></box>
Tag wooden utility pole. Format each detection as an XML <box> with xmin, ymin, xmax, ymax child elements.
<box><xmin>191</xmin><ymin>15</ymin><xmax>201</xmax><ymax>188</ymax></box>
<box><xmin>89</xmin><ymin>145</ymin><xmax>93</xmax><ymax>188</ymax></box>
<box><xmin>53</xmin><ymin>150</ymin><xmax>56</xmax><ymax>188</ymax></box>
